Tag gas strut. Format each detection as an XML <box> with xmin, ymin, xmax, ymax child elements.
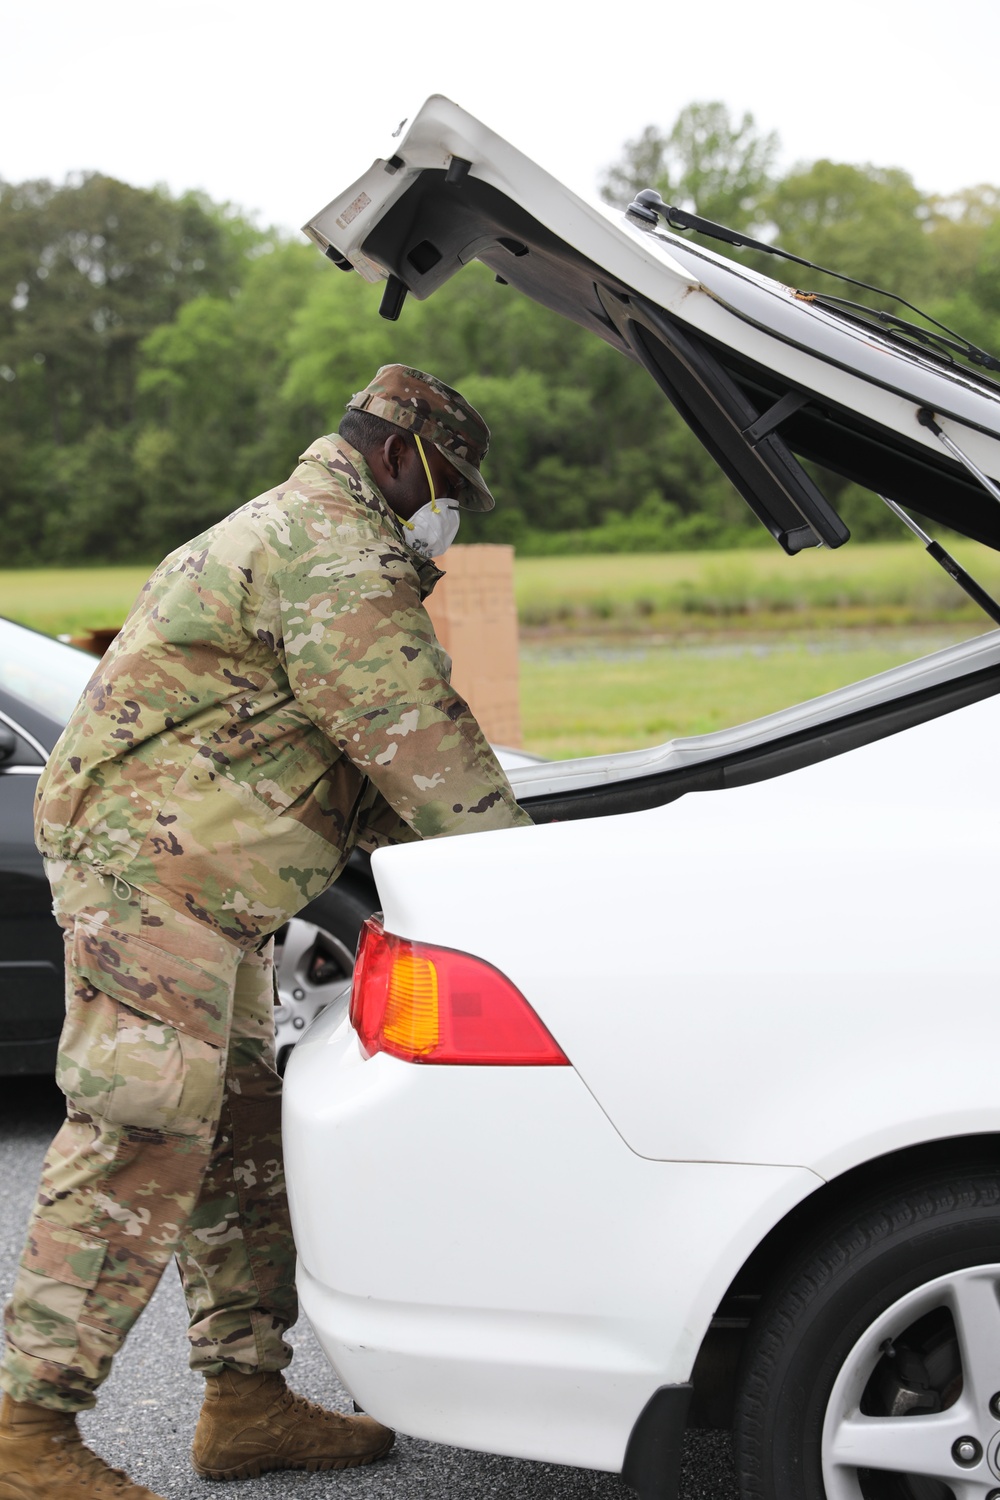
<box><xmin>918</xmin><ymin>409</ymin><xmax>1000</xmax><ymax>508</ymax></box>
<box><xmin>878</xmin><ymin>494</ymin><xmax>1000</xmax><ymax>629</ymax></box>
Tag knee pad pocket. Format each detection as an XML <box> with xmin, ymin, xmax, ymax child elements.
<box><xmin>6</xmin><ymin>1218</ymin><xmax>106</xmax><ymax>1369</ymax></box>
<box><xmin>56</xmin><ymin>921</ymin><xmax>231</xmax><ymax>1135</ymax></box>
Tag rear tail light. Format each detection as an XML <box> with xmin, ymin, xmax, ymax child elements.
<box><xmin>349</xmin><ymin>918</ymin><xmax>569</xmax><ymax>1066</ymax></box>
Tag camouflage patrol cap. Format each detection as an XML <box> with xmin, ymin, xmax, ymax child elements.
<box><xmin>346</xmin><ymin>364</ymin><xmax>495</xmax><ymax>512</ymax></box>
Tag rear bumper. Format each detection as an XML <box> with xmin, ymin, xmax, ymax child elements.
<box><xmin>297</xmin><ymin>1260</ymin><xmax>661</xmax><ymax>1472</ymax></box>
<box><xmin>283</xmin><ymin>995</ymin><xmax>816</xmax><ymax>1472</ymax></box>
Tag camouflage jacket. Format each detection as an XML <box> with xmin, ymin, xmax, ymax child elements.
<box><xmin>35</xmin><ymin>435</ymin><xmax>531</xmax><ymax>944</ymax></box>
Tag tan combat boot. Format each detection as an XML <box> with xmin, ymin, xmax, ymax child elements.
<box><xmin>192</xmin><ymin>1368</ymin><xmax>394</xmax><ymax>1479</ymax></box>
<box><xmin>0</xmin><ymin>1395</ymin><xmax>165</xmax><ymax>1498</ymax></box>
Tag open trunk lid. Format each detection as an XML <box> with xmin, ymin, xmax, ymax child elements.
<box><xmin>305</xmin><ymin>94</ymin><xmax>1000</xmax><ymax>558</ymax></box>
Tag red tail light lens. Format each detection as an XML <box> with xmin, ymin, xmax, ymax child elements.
<box><xmin>349</xmin><ymin>918</ymin><xmax>569</xmax><ymax>1066</ymax></box>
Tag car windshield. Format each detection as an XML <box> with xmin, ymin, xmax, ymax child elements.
<box><xmin>0</xmin><ymin>618</ymin><xmax>95</xmax><ymax>724</ymax></box>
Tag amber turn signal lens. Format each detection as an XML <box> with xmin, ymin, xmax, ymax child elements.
<box><xmin>349</xmin><ymin>917</ymin><xmax>568</xmax><ymax>1066</ymax></box>
<box><xmin>382</xmin><ymin>953</ymin><xmax>440</xmax><ymax>1055</ymax></box>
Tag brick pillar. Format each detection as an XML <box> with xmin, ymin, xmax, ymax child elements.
<box><xmin>425</xmin><ymin>544</ymin><xmax>521</xmax><ymax>748</ymax></box>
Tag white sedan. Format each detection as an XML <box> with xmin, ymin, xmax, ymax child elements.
<box><xmin>284</xmin><ymin>97</ymin><xmax>1000</xmax><ymax>1500</ymax></box>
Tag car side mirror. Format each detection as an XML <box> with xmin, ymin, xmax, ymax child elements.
<box><xmin>0</xmin><ymin>722</ymin><xmax>17</xmax><ymax>765</ymax></box>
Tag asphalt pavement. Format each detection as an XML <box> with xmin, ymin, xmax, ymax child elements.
<box><xmin>0</xmin><ymin>1077</ymin><xmax>737</xmax><ymax>1500</ymax></box>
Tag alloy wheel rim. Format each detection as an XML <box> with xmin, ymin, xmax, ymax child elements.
<box><xmin>822</xmin><ymin>1263</ymin><xmax>1000</xmax><ymax>1500</ymax></box>
<box><xmin>273</xmin><ymin>916</ymin><xmax>354</xmax><ymax>1060</ymax></box>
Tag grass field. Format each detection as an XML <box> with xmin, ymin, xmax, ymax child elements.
<box><xmin>5</xmin><ymin>541</ymin><xmax>1000</xmax><ymax>639</ymax></box>
<box><xmin>514</xmin><ymin>541</ymin><xmax>1000</xmax><ymax>634</ymax></box>
<box><xmin>519</xmin><ymin>629</ymin><xmax>977</xmax><ymax>757</ymax></box>
<box><xmin>3</xmin><ymin>547</ymin><xmax>994</xmax><ymax>758</ymax></box>
<box><xmin>0</xmin><ymin>567</ymin><xmax>150</xmax><ymax>638</ymax></box>
<box><xmin>3</xmin><ymin>540</ymin><xmax>995</xmax><ymax>639</ymax></box>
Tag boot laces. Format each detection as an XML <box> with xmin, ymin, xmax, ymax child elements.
<box><xmin>277</xmin><ymin>1387</ymin><xmax>348</xmax><ymax>1428</ymax></box>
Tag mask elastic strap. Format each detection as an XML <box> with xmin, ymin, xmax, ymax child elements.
<box><xmin>413</xmin><ymin>433</ymin><xmax>441</xmax><ymax>514</ymax></box>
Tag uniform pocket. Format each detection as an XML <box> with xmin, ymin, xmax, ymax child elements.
<box><xmin>7</xmin><ymin>1218</ymin><xmax>106</xmax><ymax>1369</ymax></box>
<box><xmin>73</xmin><ymin>920</ymin><xmax>231</xmax><ymax>1047</ymax></box>
<box><xmin>57</xmin><ymin>923</ymin><xmax>230</xmax><ymax>1136</ymax></box>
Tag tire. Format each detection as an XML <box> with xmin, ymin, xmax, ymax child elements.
<box><xmin>733</xmin><ymin>1168</ymin><xmax>1000</xmax><ymax>1500</ymax></box>
<box><xmin>272</xmin><ymin>878</ymin><xmax>377</xmax><ymax>1072</ymax></box>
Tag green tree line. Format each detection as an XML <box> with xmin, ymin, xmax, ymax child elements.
<box><xmin>3</xmin><ymin>102</ymin><xmax>999</xmax><ymax>567</ymax></box>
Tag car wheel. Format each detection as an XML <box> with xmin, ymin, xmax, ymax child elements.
<box><xmin>272</xmin><ymin>881</ymin><xmax>375</xmax><ymax>1073</ymax></box>
<box><xmin>733</xmin><ymin>1169</ymin><xmax>1000</xmax><ymax>1500</ymax></box>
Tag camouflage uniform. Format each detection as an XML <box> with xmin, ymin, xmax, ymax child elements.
<box><xmin>3</xmin><ymin>368</ymin><xmax>531</xmax><ymax>1413</ymax></box>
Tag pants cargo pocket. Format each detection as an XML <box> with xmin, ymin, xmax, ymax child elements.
<box><xmin>56</xmin><ymin>920</ymin><xmax>230</xmax><ymax>1137</ymax></box>
<box><xmin>6</xmin><ymin>1218</ymin><xmax>106</xmax><ymax>1371</ymax></box>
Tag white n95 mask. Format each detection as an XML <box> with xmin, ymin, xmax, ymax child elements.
<box><xmin>398</xmin><ymin>434</ymin><xmax>461</xmax><ymax>558</ymax></box>
<box><xmin>403</xmin><ymin>497</ymin><xmax>461</xmax><ymax>559</ymax></box>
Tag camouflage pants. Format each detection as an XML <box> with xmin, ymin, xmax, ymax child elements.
<box><xmin>1</xmin><ymin>862</ymin><xmax>297</xmax><ymax>1412</ymax></box>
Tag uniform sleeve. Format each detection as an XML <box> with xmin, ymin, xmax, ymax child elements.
<box><xmin>352</xmin><ymin>783</ymin><xmax>422</xmax><ymax>854</ymax></box>
<box><xmin>277</xmin><ymin>544</ymin><xmax>532</xmax><ymax>839</ymax></box>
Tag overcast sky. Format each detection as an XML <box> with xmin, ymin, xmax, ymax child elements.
<box><xmin>5</xmin><ymin>0</ymin><xmax>999</xmax><ymax>233</ymax></box>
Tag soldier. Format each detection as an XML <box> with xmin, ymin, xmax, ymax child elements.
<box><xmin>0</xmin><ymin>366</ymin><xmax>532</xmax><ymax>1499</ymax></box>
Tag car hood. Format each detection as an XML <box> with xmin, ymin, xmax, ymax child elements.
<box><xmin>305</xmin><ymin>95</ymin><xmax>1000</xmax><ymax>556</ymax></box>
